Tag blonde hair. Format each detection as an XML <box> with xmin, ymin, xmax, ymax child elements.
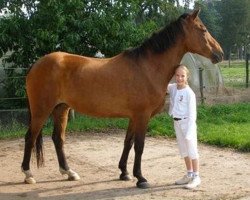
<box><xmin>175</xmin><ymin>64</ymin><xmax>190</xmax><ymax>84</ymax></box>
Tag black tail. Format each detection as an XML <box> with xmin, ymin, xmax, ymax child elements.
<box><xmin>35</xmin><ymin>132</ymin><xmax>44</xmax><ymax>168</ymax></box>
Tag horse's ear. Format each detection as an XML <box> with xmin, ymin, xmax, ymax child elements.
<box><xmin>191</xmin><ymin>9</ymin><xmax>200</xmax><ymax>20</ymax></box>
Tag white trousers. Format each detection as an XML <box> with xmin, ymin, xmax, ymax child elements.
<box><xmin>174</xmin><ymin>119</ymin><xmax>199</xmax><ymax>159</ymax></box>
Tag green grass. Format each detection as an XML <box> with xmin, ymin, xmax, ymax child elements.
<box><xmin>197</xmin><ymin>103</ymin><xmax>250</xmax><ymax>152</ymax></box>
<box><xmin>66</xmin><ymin>115</ymin><xmax>128</xmax><ymax>132</ymax></box>
<box><xmin>0</xmin><ymin>103</ymin><xmax>250</xmax><ymax>152</ymax></box>
<box><xmin>0</xmin><ymin>116</ymin><xmax>129</xmax><ymax>139</ymax></box>
<box><xmin>0</xmin><ymin>121</ymin><xmax>27</xmax><ymax>139</ymax></box>
<box><xmin>218</xmin><ymin>60</ymin><xmax>247</xmax><ymax>88</ymax></box>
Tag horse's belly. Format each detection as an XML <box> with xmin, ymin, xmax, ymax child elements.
<box><xmin>65</xmin><ymin>95</ymin><xmax>131</xmax><ymax>118</ymax></box>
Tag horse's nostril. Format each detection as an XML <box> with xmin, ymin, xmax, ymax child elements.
<box><xmin>211</xmin><ymin>52</ymin><xmax>223</xmax><ymax>63</ymax></box>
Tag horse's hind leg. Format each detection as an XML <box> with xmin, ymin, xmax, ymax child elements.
<box><xmin>52</xmin><ymin>104</ymin><xmax>80</xmax><ymax>181</ymax></box>
<box><xmin>21</xmin><ymin>114</ymin><xmax>49</xmax><ymax>184</ymax></box>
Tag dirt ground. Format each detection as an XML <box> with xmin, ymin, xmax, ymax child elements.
<box><xmin>0</xmin><ymin>131</ymin><xmax>249</xmax><ymax>200</ymax></box>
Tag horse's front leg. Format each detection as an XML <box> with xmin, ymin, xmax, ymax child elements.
<box><xmin>119</xmin><ymin>120</ymin><xmax>134</xmax><ymax>181</ymax></box>
<box><xmin>133</xmin><ymin>131</ymin><xmax>149</xmax><ymax>188</ymax></box>
<box><xmin>133</xmin><ymin>115</ymin><xmax>150</xmax><ymax>189</ymax></box>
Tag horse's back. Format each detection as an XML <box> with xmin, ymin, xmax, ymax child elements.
<box><xmin>28</xmin><ymin>52</ymin><xmax>95</xmax><ymax>74</ymax></box>
<box><xmin>27</xmin><ymin>51</ymin><xmax>108</xmax><ymax>86</ymax></box>
<box><xmin>26</xmin><ymin>52</ymin><xmax>136</xmax><ymax>117</ymax></box>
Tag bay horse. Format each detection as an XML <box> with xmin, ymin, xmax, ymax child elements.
<box><xmin>21</xmin><ymin>9</ymin><xmax>223</xmax><ymax>189</ymax></box>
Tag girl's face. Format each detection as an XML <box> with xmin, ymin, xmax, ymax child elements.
<box><xmin>175</xmin><ymin>68</ymin><xmax>188</xmax><ymax>89</ymax></box>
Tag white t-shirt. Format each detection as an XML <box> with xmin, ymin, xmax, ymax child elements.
<box><xmin>167</xmin><ymin>83</ymin><xmax>197</xmax><ymax>139</ymax></box>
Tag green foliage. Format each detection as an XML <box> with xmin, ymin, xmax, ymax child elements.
<box><xmin>216</xmin><ymin>0</ymin><xmax>250</xmax><ymax>58</ymax></box>
<box><xmin>194</xmin><ymin>0</ymin><xmax>221</xmax><ymax>40</ymax></box>
<box><xmin>193</xmin><ymin>0</ymin><xmax>250</xmax><ymax>60</ymax></box>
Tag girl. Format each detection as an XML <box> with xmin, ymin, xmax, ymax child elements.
<box><xmin>167</xmin><ymin>64</ymin><xmax>201</xmax><ymax>189</ymax></box>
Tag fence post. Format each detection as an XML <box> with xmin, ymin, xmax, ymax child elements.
<box><xmin>246</xmin><ymin>53</ymin><xmax>249</xmax><ymax>88</ymax></box>
<box><xmin>198</xmin><ymin>67</ymin><xmax>205</xmax><ymax>104</ymax></box>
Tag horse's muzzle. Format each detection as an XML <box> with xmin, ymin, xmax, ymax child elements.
<box><xmin>211</xmin><ymin>51</ymin><xmax>224</xmax><ymax>64</ymax></box>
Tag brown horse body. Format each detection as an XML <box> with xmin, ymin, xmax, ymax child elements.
<box><xmin>22</xmin><ymin>10</ymin><xmax>223</xmax><ymax>188</ymax></box>
<box><xmin>28</xmin><ymin>52</ymin><xmax>166</xmax><ymax>118</ymax></box>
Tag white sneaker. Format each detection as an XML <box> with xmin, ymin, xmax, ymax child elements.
<box><xmin>175</xmin><ymin>175</ymin><xmax>192</xmax><ymax>185</ymax></box>
<box><xmin>185</xmin><ymin>176</ymin><xmax>201</xmax><ymax>189</ymax></box>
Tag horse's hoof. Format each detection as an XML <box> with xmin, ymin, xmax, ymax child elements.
<box><xmin>68</xmin><ymin>173</ymin><xmax>80</xmax><ymax>181</ymax></box>
<box><xmin>60</xmin><ymin>168</ymin><xmax>80</xmax><ymax>181</ymax></box>
<box><xmin>24</xmin><ymin>177</ymin><xmax>36</xmax><ymax>184</ymax></box>
<box><xmin>120</xmin><ymin>174</ymin><xmax>132</xmax><ymax>181</ymax></box>
<box><xmin>136</xmin><ymin>181</ymin><xmax>150</xmax><ymax>189</ymax></box>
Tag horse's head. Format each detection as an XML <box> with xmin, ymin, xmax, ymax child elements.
<box><xmin>181</xmin><ymin>9</ymin><xmax>224</xmax><ymax>64</ymax></box>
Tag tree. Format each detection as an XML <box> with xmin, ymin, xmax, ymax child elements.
<box><xmin>194</xmin><ymin>0</ymin><xmax>221</xmax><ymax>41</ymax></box>
<box><xmin>217</xmin><ymin>0</ymin><xmax>250</xmax><ymax>59</ymax></box>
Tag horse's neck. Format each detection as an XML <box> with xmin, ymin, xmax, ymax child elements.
<box><xmin>146</xmin><ymin>41</ymin><xmax>187</xmax><ymax>91</ymax></box>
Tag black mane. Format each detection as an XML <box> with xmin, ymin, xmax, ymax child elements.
<box><xmin>124</xmin><ymin>13</ymin><xmax>188</xmax><ymax>58</ymax></box>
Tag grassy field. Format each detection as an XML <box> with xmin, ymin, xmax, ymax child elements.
<box><xmin>0</xmin><ymin>103</ymin><xmax>249</xmax><ymax>152</ymax></box>
<box><xmin>149</xmin><ymin>103</ymin><xmax>250</xmax><ymax>152</ymax></box>
<box><xmin>218</xmin><ymin>60</ymin><xmax>248</xmax><ymax>88</ymax></box>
